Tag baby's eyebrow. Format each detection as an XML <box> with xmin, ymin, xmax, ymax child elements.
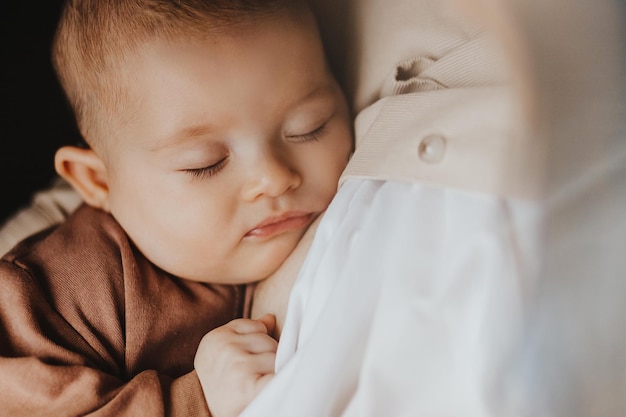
<box><xmin>150</xmin><ymin>124</ymin><xmax>215</xmax><ymax>153</ymax></box>
<box><xmin>294</xmin><ymin>83</ymin><xmax>335</xmax><ymax>106</ymax></box>
<box><xmin>179</xmin><ymin>125</ymin><xmax>214</xmax><ymax>139</ymax></box>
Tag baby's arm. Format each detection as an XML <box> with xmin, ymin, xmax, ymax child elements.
<box><xmin>194</xmin><ymin>314</ymin><xmax>278</xmax><ymax>417</ymax></box>
<box><xmin>0</xmin><ymin>258</ymin><xmax>212</xmax><ymax>417</ymax></box>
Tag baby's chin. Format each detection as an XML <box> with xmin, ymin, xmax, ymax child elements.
<box><xmin>175</xmin><ymin>252</ymin><xmax>295</xmax><ymax>286</ymax></box>
<box><xmin>152</xmin><ymin>230</ymin><xmax>306</xmax><ymax>285</ymax></box>
<box><xmin>240</xmin><ymin>252</ymin><xmax>296</xmax><ymax>284</ymax></box>
<box><xmin>235</xmin><ymin>231</ymin><xmax>309</xmax><ymax>283</ymax></box>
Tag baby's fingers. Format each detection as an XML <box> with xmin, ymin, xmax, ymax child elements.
<box><xmin>237</xmin><ymin>332</ymin><xmax>278</xmax><ymax>354</ymax></box>
<box><xmin>253</xmin><ymin>372</ymin><xmax>275</xmax><ymax>396</ymax></box>
<box><xmin>248</xmin><ymin>351</ymin><xmax>276</xmax><ymax>376</ymax></box>
<box><xmin>257</xmin><ymin>313</ymin><xmax>276</xmax><ymax>337</ymax></box>
<box><xmin>237</xmin><ymin>351</ymin><xmax>276</xmax><ymax>397</ymax></box>
<box><xmin>225</xmin><ymin>315</ymin><xmax>276</xmax><ymax>336</ymax></box>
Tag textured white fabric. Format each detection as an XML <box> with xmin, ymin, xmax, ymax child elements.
<box><xmin>240</xmin><ymin>179</ymin><xmax>542</xmax><ymax>417</ymax></box>
<box><xmin>341</xmin><ymin>85</ymin><xmax>541</xmax><ymax>199</ymax></box>
<box><xmin>0</xmin><ymin>178</ymin><xmax>82</xmax><ymax>256</ymax></box>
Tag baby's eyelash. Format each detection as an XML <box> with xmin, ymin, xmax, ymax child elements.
<box><xmin>289</xmin><ymin>123</ymin><xmax>327</xmax><ymax>143</ymax></box>
<box><xmin>183</xmin><ymin>157</ymin><xmax>228</xmax><ymax>179</ymax></box>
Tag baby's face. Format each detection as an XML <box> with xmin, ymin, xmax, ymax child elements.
<box><xmin>102</xmin><ymin>13</ymin><xmax>353</xmax><ymax>284</ymax></box>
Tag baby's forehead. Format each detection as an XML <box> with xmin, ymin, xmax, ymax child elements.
<box><xmin>99</xmin><ymin>23</ymin><xmax>332</xmax><ymax>146</ymax></box>
<box><xmin>53</xmin><ymin>1</ymin><xmax>317</xmax><ymax>151</ymax></box>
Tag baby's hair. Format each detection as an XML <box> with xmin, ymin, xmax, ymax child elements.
<box><xmin>52</xmin><ymin>0</ymin><xmax>298</xmax><ymax>149</ymax></box>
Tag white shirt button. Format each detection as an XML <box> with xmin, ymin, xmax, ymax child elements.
<box><xmin>418</xmin><ymin>134</ymin><xmax>446</xmax><ymax>163</ymax></box>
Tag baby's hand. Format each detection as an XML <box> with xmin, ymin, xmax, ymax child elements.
<box><xmin>194</xmin><ymin>314</ymin><xmax>277</xmax><ymax>417</ymax></box>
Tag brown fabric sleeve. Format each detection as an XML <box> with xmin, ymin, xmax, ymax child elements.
<box><xmin>167</xmin><ymin>371</ymin><xmax>213</xmax><ymax>417</ymax></box>
<box><xmin>0</xmin><ymin>359</ymin><xmax>211</xmax><ymax>417</ymax></box>
<box><xmin>0</xmin><ymin>258</ymin><xmax>212</xmax><ymax>417</ymax></box>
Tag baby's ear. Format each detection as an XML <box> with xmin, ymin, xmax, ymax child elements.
<box><xmin>55</xmin><ymin>146</ymin><xmax>111</xmax><ymax>212</ymax></box>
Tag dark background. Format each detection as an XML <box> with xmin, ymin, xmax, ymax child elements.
<box><xmin>1</xmin><ymin>1</ymin><xmax>82</xmax><ymax>223</ymax></box>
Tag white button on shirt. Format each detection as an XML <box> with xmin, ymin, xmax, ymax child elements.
<box><xmin>418</xmin><ymin>134</ymin><xmax>447</xmax><ymax>163</ymax></box>
<box><xmin>342</xmin><ymin>86</ymin><xmax>543</xmax><ymax>200</ymax></box>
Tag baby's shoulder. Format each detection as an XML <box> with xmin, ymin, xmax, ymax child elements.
<box><xmin>1</xmin><ymin>204</ymin><xmax>133</xmax><ymax>304</ymax></box>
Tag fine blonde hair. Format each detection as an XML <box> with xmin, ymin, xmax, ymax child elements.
<box><xmin>52</xmin><ymin>0</ymin><xmax>294</xmax><ymax>149</ymax></box>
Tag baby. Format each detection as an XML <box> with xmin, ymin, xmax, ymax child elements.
<box><xmin>0</xmin><ymin>1</ymin><xmax>352</xmax><ymax>416</ymax></box>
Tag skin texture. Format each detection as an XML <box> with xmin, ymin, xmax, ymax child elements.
<box><xmin>54</xmin><ymin>8</ymin><xmax>352</xmax><ymax>417</ymax></box>
<box><xmin>195</xmin><ymin>313</ymin><xmax>279</xmax><ymax>417</ymax></box>
<box><xmin>82</xmin><ymin>19</ymin><xmax>350</xmax><ymax>285</ymax></box>
<box><xmin>251</xmin><ymin>213</ymin><xmax>321</xmax><ymax>338</ymax></box>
